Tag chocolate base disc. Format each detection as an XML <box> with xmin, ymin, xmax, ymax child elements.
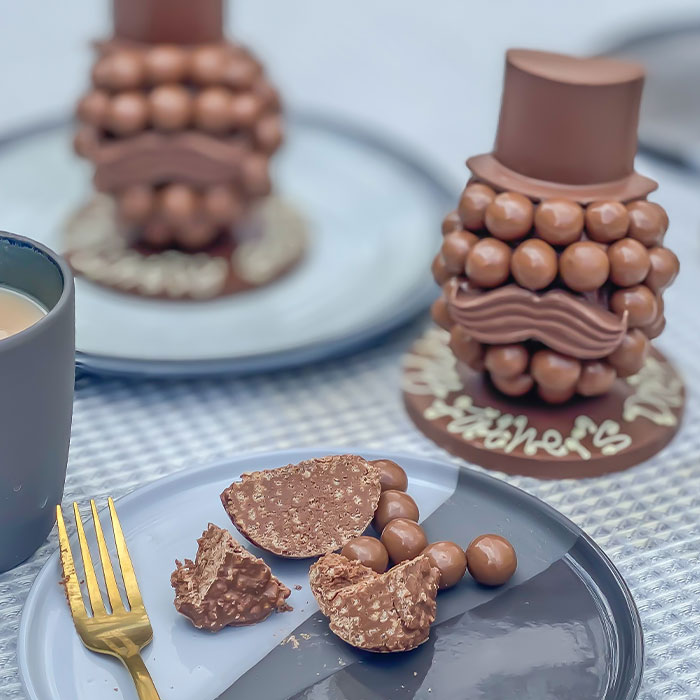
<box><xmin>402</xmin><ymin>328</ymin><xmax>685</xmax><ymax>479</ymax></box>
<box><xmin>63</xmin><ymin>195</ymin><xmax>307</xmax><ymax>301</ymax></box>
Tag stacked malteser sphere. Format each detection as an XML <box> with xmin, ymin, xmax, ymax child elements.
<box><xmin>432</xmin><ymin>183</ymin><xmax>679</xmax><ymax>403</ymax></box>
<box><xmin>74</xmin><ymin>43</ymin><xmax>282</xmax><ymax>249</ymax></box>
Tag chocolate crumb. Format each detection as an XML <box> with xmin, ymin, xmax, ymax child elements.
<box><xmin>294</xmin><ymin>584</ymin><xmax>302</xmax><ymax>590</ymax></box>
<box><xmin>171</xmin><ymin>523</ymin><xmax>291</xmax><ymax>632</ymax></box>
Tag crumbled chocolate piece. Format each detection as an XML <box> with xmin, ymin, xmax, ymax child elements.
<box><xmin>171</xmin><ymin>523</ymin><xmax>291</xmax><ymax>632</ymax></box>
<box><xmin>220</xmin><ymin>455</ymin><xmax>381</xmax><ymax>558</ymax></box>
<box><xmin>309</xmin><ymin>553</ymin><xmax>439</xmax><ymax>653</ymax></box>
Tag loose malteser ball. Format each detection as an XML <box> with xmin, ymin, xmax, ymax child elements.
<box><xmin>144</xmin><ymin>45</ymin><xmax>189</xmax><ymax>84</ymax></box>
<box><xmin>422</xmin><ymin>542</ymin><xmax>467</xmax><ymax>590</ymax></box>
<box><xmin>491</xmin><ymin>372</ymin><xmax>534</xmax><ymax>397</ymax></box>
<box><xmin>431</xmin><ymin>254</ymin><xmax>451</xmax><ymax>286</ymax></box>
<box><xmin>203</xmin><ymin>185</ymin><xmax>242</xmax><ymax>225</ymax></box>
<box><xmin>534</xmin><ymin>199</ymin><xmax>584</xmax><ymax>245</ymax></box>
<box><xmin>380</xmin><ymin>518</ymin><xmax>428</xmax><ymax>564</ymax></box>
<box><xmin>194</xmin><ymin>88</ymin><xmax>232</xmax><ymax>133</ymax></box>
<box><xmin>176</xmin><ymin>218</ymin><xmax>217</xmax><ymax>251</ymax></box>
<box><xmin>341</xmin><ymin>536</ymin><xmax>389</xmax><ymax>574</ymax></box>
<box><xmin>222</xmin><ymin>57</ymin><xmax>260</xmax><ymax>90</ymax></box>
<box><xmin>229</xmin><ymin>93</ymin><xmax>263</xmax><ymax>129</ymax></box>
<box><xmin>189</xmin><ymin>45</ymin><xmax>229</xmax><ymax>85</ymax></box>
<box><xmin>607</xmin><ymin>329</ymin><xmax>649</xmax><ymax>377</ymax></box>
<box><xmin>538</xmin><ymin>384</ymin><xmax>575</xmax><ymax>404</ymax></box>
<box><xmin>118</xmin><ymin>185</ymin><xmax>154</xmax><ymax>224</ymax></box>
<box><xmin>466</xmin><ymin>239</ymin><xmax>512</xmax><ymax>288</ymax></box>
<box><xmin>442</xmin><ymin>210</ymin><xmax>463</xmax><ymax>235</ymax></box>
<box><xmin>442</xmin><ymin>231</ymin><xmax>479</xmax><ymax>274</ymax></box>
<box><xmin>645</xmin><ymin>247</ymin><xmax>680</xmax><ymax>293</ymax></box>
<box><xmin>576</xmin><ymin>360</ymin><xmax>617</xmax><ymax>396</ymax></box>
<box><xmin>466</xmin><ymin>534</ymin><xmax>517</xmax><ymax>586</ymax></box>
<box><xmin>585</xmin><ymin>201</ymin><xmax>629</xmax><ymax>243</ymax></box>
<box><xmin>431</xmin><ymin>296</ymin><xmax>452</xmax><ymax>331</ymax></box>
<box><xmin>106</xmin><ymin>92</ymin><xmax>149</xmax><ymax>135</ymax></box>
<box><xmin>559</xmin><ymin>241</ymin><xmax>610</xmax><ymax>292</ymax></box>
<box><xmin>372</xmin><ymin>490</ymin><xmax>420</xmax><ymax>533</ymax></box>
<box><xmin>610</xmin><ymin>285</ymin><xmax>658</xmax><ymax>328</ymax></box>
<box><xmin>449</xmin><ymin>325</ymin><xmax>484</xmax><ymax>370</ymax></box>
<box><xmin>511</xmin><ymin>239</ymin><xmax>557</xmax><ymax>290</ymax></box>
<box><xmin>484</xmin><ymin>192</ymin><xmax>534</xmax><ymax>241</ymax></box>
<box><xmin>98</xmin><ymin>50</ymin><xmax>145</xmax><ymax>91</ymax></box>
<box><xmin>531</xmin><ymin>350</ymin><xmax>581</xmax><ymax>391</ymax></box>
<box><xmin>484</xmin><ymin>344</ymin><xmax>528</xmax><ymax>379</ymax></box>
<box><xmin>160</xmin><ymin>184</ymin><xmax>198</xmax><ymax>224</ymax></box>
<box><xmin>457</xmin><ymin>183</ymin><xmax>496</xmax><ymax>230</ymax></box>
<box><xmin>76</xmin><ymin>91</ymin><xmax>110</xmax><ymax>127</ymax></box>
<box><xmin>370</xmin><ymin>459</ymin><xmax>408</xmax><ymax>492</ymax></box>
<box><xmin>627</xmin><ymin>200</ymin><xmax>668</xmax><ymax>247</ymax></box>
<box><xmin>255</xmin><ymin>114</ymin><xmax>284</xmax><ymax>153</ymax></box>
<box><xmin>241</xmin><ymin>153</ymin><xmax>272</xmax><ymax>197</ymax></box>
<box><xmin>608</xmin><ymin>239</ymin><xmax>650</xmax><ymax>287</ymax></box>
<box><xmin>149</xmin><ymin>85</ymin><xmax>192</xmax><ymax>131</ymax></box>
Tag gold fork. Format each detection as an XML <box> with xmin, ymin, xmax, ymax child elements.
<box><xmin>57</xmin><ymin>498</ymin><xmax>160</xmax><ymax>699</ymax></box>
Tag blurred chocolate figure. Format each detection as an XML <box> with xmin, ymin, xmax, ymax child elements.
<box><xmin>433</xmin><ymin>49</ymin><xmax>679</xmax><ymax>404</ymax></box>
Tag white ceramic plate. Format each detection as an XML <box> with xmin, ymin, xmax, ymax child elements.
<box><xmin>0</xmin><ymin>115</ymin><xmax>453</xmax><ymax>376</ymax></box>
<box><xmin>18</xmin><ymin>448</ymin><xmax>642</xmax><ymax>700</ymax></box>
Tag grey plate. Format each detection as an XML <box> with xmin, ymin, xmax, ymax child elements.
<box><xmin>19</xmin><ymin>449</ymin><xmax>642</xmax><ymax>700</ymax></box>
<box><xmin>0</xmin><ymin>113</ymin><xmax>453</xmax><ymax>378</ymax></box>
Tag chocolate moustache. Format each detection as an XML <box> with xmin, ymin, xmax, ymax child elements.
<box><xmin>447</xmin><ymin>283</ymin><xmax>628</xmax><ymax>359</ymax></box>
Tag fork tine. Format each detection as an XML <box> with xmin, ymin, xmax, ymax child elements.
<box><xmin>90</xmin><ymin>500</ymin><xmax>126</xmax><ymax>613</ymax></box>
<box><xmin>56</xmin><ymin>505</ymin><xmax>88</xmax><ymax>623</ymax></box>
<box><xmin>73</xmin><ymin>503</ymin><xmax>106</xmax><ymax>616</ymax></box>
<box><xmin>108</xmin><ymin>497</ymin><xmax>144</xmax><ymax>610</ymax></box>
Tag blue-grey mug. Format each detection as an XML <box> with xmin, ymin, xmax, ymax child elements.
<box><xmin>0</xmin><ymin>232</ymin><xmax>75</xmax><ymax>572</ymax></box>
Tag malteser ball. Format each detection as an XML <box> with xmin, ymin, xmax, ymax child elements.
<box><xmin>229</xmin><ymin>93</ymin><xmax>263</xmax><ymax>129</ymax></box>
<box><xmin>607</xmin><ymin>329</ymin><xmax>648</xmax><ymax>377</ymax></box>
<box><xmin>585</xmin><ymin>201</ymin><xmax>629</xmax><ymax>242</ymax></box>
<box><xmin>372</xmin><ymin>490</ymin><xmax>419</xmax><ymax>533</ymax></box>
<box><xmin>118</xmin><ymin>185</ymin><xmax>154</xmax><ymax>224</ymax></box>
<box><xmin>203</xmin><ymin>185</ymin><xmax>242</xmax><ymax>225</ymax></box>
<box><xmin>422</xmin><ymin>542</ymin><xmax>467</xmax><ymax>590</ymax></box>
<box><xmin>610</xmin><ymin>285</ymin><xmax>658</xmax><ymax>328</ymax></box>
<box><xmin>149</xmin><ymin>85</ymin><xmax>192</xmax><ymax>131</ymax></box>
<box><xmin>91</xmin><ymin>56</ymin><xmax>112</xmax><ymax>89</ymax></box>
<box><xmin>531</xmin><ymin>350</ymin><xmax>581</xmax><ymax>391</ymax></box>
<box><xmin>643</xmin><ymin>297</ymin><xmax>665</xmax><ymax>339</ymax></box>
<box><xmin>241</xmin><ymin>153</ymin><xmax>271</xmax><ymax>196</ymax></box>
<box><xmin>442</xmin><ymin>210</ymin><xmax>463</xmax><ymax>235</ymax></box>
<box><xmin>341</xmin><ymin>536</ymin><xmax>389</xmax><ymax>574</ymax></box>
<box><xmin>370</xmin><ymin>459</ymin><xmax>408</xmax><ymax>492</ymax></box>
<box><xmin>466</xmin><ymin>534</ymin><xmax>517</xmax><ymax>586</ymax></box>
<box><xmin>380</xmin><ymin>518</ymin><xmax>428</xmax><ymax>564</ymax></box>
<box><xmin>484</xmin><ymin>344</ymin><xmax>528</xmax><ymax>379</ymax></box>
<box><xmin>189</xmin><ymin>45</ymin><xmax>229</xmax><ymax>85</ymax></box>
<box><xmin>98</xmin><ymin>50</ymin><xmax>145</xmax><ymax>91</ymax></box>
<box><xmin>491</xmin><ymin>372</ymin><xmax>534</xmax><ymax>397</ymax></box>
<box><xmin>106</xmin><ymin>92</ymin><xmax>149</xmax><ymax>135</ymax></box>
<box><xmin>534</xmin><ymin>199</ymin><xmax>584</xmax><ymax>245</ymax></box>
<box><xmin>160</xmin><ymin>184</ymin><xmax>198</xmax><ymax>224</ymax></box>
<box><xmin>255</xmin><ymin>114</ymin><xmax>284</xmax><ymax>153</ymax></box>
<box><xmin>73</xmin><ymin>127</ymin><xmax>96</xmax><ymax>157</ymax></box>
<box><xmin>430</xmin><ymin>296</ymin><xmax>452</xmax><ymax>331</ymax></box>
<box><xmin>223</xmin><ymin>57</ymin><xmax>260</xmax><ymax>90</ymax></box>
<box><xmin>466</xmin><ymin>239</ymin><xmax>512</xmax><ymax>288</ymax></box>
<box><xmin>176</xmin><ymin>218</ymin><xmax>218</xmax><ymax>250</ymax></box>
<box><xmin>431</xmin><ymin>254</ymin><xmax>451</xmax><ymax>286</ymax></box>
<box><xmin>511</xmin><ymin>239</ymin><xmax>557</xmax><ymax>290</ymax></box>
<box><xmin>141</xmin><ymin>220</ymin><xmax>172</xmax><ymax>248</ymax></box>
<box><xmin>442</xmin><ymin>231</ymin><xmax>479</xmax><ymax>274</ymax></box>
<box><xmin>76</xmin><ymin>91</ymin><xmax>110</xmax><ymax>126</ymax></box>
<box><xmin>484</xmin><ymin>192</ymin><xmax>534</xmax><ymax>241</ymax></box>
<box><xmin>608</xmin><ymin>239</ymin><xmax>650</xmax><ymax>287</ymax></box>
<box><xmin>576</xmin><ymin>361</ymin><xmax>617</xmax><ymax>396</ymax></box>
<box><xmin>457</xmin><ymin>183</ymin><xmax>496</xmax><ymax>230</ymax></box>
<box><xmin>627</xmin><ymin>201</ymin><xmax>668</xmax><ymax>247</ymax></box>
<box><xmin>559</xmin><ymin>241</ymin><xmax>610</xmax><ymax>292</ymax></box>
<box><xmin>645</xmin><ymin>247</ymin><xmax>680</xmax><ymax>293</ymax></box>
<box><xmin>144</xmin><ymin>45</ymin><xmax>189</xmax><ymax>84</ymax></box>
<box><xmin>538</xmin><ymin>384</ymin><xmax>575</xmax><ymax>404</ymax></box>
<box><xmin>254</xmin><ymin>80</ymin><xmax>281</xmax><ymax>111</ymax></box>
<box><xmin>194</xmin><ymin>88</ymin><xmax>232</xmax><ymax>133</ymax></box>
<box><xmin>449</xmin><ymin>325</ymin><xmax>484</xmax><ymax>370</ymax></box>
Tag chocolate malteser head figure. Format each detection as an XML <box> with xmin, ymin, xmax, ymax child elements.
<box><xmin>433</xmin><ymin>49</ymin><xmax>679</xmax><ymax>405</ymax></box>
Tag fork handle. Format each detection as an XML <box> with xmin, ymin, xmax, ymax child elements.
<box><xmin>123</xmin><ymin>653</ymin><xmax>161</xmax><ymax>699</ymax></box>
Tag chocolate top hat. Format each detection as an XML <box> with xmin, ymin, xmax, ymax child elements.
<box><xmin>468</xmin><ymin>49</ymin><xmax>657</xmax><ymax>203</ymax></box>
<box><xmin>113</xmin><ymin>0</ymin><xmax>224</xmax><ymax>44</ymax></box>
